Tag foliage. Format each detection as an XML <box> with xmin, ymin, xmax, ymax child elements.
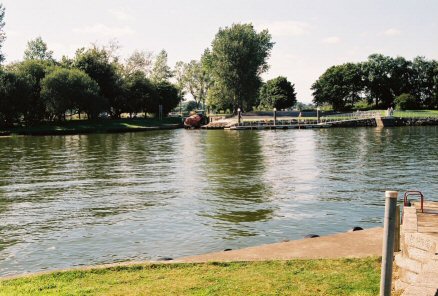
<box><xmin>411</xmin><ymin>57</ymin><xmax>438</xmax><ymax>108</ymax></box>
<box><xmin>176</xmin><ymin>59</ymin><xmax>211</xmax><ymax>108</ymax></box>
<box><xmin>41</xmin><ymin>68</ymin><xmax>102</xmax><ymax>120</ymax></box>
<box><xmin>73</xmin><ymin>46</ymin><xmax>124</xmax><ymax>118</ymax></box>
<box><xmin>206</xmin><ymin>23</ymin><xmax>274</xmax><ymax>113</ymax></box>
<box><xmin>124</xmin><ymin>50</ymin><xmax>153</xmax><ymax>77</ymax></box>
<box><xmin>154</xmin><ymin>81</ymin><xmax>181</xmax><ymax>115</ymax></box>
<box><xmin>312</xmin><ymin>63</ymin><xmax>364</xmax><ymax>111</ymax></box>
<box><xmin>313</xmin><ymin>54</ymin><xmax>438</xmax><ymax>110</ymax></box>
<box><xmin>124</xmin><ymin>71</ymin><xmax>156</xmax><ymax>117</ymax></box>
<box><xmin>10</xmin><ymin>60</ymin><xmax>53</xmax><ymax>123</ymax></box>
<box><xmin>0</xmin><ymin>4</ymin><xmax>5</xmax><ymax>63</ymax></box>
<box><xmin>184</xmin><ymin>100</ymin><xmax>198</xmax><ymax>112</ymax></box>
<box><xmin>259</xmin><ymin>76</ymin><xmax>297</xmax><ymax>110</ymax></box>
<box><xmin>23</xmin><ymin>37</ymin><xmax>54</xmax><ymax>61</ymax></box>
<box><xmin>150</xmin><ymin>49</ymin><xmax>172</xmax><ymax>83</ymax></box>
<box><xmin>0</xmin><ymin>70</ymin><xmax>32</xmax><ymax>126</ymax></box>
<box><xmin>0</xmin><ymin>258</ymin><xmax>380</xmax><ymax>296</ymax></box>
<box><xmin>394</xmin><ymin>93</ymin><xmax>419</xmax><ymax>110</ymax></box>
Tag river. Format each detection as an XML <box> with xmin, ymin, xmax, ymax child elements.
<box><xmin>0</xmin><ymin>127</ymin><xmax>437</xmax><ymax>276</ymax></box>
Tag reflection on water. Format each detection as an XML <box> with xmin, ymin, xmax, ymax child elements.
<box><xmin>202</xmin><ymin>131</ymin><xmax>274</xmax><ymax>238</ymax></box>
<box><xmin>0</xmin><ymin>126</ymin><xmax>437</xmax><ymax>276</ymax></box>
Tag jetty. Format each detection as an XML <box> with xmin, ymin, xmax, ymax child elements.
<box><xmin>202</xmin><ymin>110</ymin><xmax>385</xmax><ymax>129</ymax></box>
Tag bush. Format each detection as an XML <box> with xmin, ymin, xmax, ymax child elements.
<box><xmin>394</xmin><ymin>93</ymin><xmax>419</xmax><ymax>110</ymax></box>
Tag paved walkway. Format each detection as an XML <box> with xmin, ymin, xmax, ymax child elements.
<box><xmin>177</xmin><ymin>227</ymin><xmax>383</xmax><ymax>263</ymax></box>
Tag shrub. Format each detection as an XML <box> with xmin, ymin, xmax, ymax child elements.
<box><xmin>394</xmin><ymin>93</ymin><xmax>419</xmax><ymax>110</ymax></box>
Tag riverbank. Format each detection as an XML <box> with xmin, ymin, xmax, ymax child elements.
<box><xmin>0</xmin><ymin>118</ymin><xmax>183</xmax><ymax>136</ymax></box>
<box><xmin>0</xmin><ymin>258</ymin><xmax>380</xmax><ymax>296</ymax></box>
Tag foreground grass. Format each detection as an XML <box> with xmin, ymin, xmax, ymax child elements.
<box><xmin>1</xmin><ymin>117</ymin><xmax>182</xmax><ymax>135</ymax></box>
<box><xmin>0</xmin><ymin>258</ymin><xmax>380</xmax><ymax>296</ymax></box>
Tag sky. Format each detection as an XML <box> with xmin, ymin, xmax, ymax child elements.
<box><xmin>1</xmin><ymin>0</ymin><xmax>438</xmax><ymax>103</ymax></box>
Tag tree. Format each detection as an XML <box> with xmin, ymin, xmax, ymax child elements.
<box><xmin>0</xmin><ymin>4</ymin><xmax>5</xmax><ymax>63</ymax></box>
<box><xmin>312</xmin><ymin>63</ymin><xmax>364</xmax><ymax>110</ymax></box>
<box><xmin>411</xmin><ymin>57</ymin><xmax>438</xmax><ymax>108</ymax></box>
<box><xmin>73</xmin><ymin>45</ymin><xmax>124</xmax><ymax>118</ymax></box>
<box><xmin>258</xmin><ymin>76</ymin><xmax>297</xmax><ymax>110</ymax></box>
<box><xmin>0</xmin><ymin>70</ymin><xmax>32</xmax><ymax>126</ymax></box>
<box><xmin>10</xmin><ymin>60</ymin><xmax>53</xmax><ymax>123</ymax></box>
<box><xmin>124</xmin><ymin>50</ymin><xmax>153</xmax><ymax>77</ymax></box>
<box><xmin>362</xmin><ymin>54</ymin><xmax>414</xmax><ymax>108</ymax></box>
<box><xmin>41</xmin><ymin>68</ymin><xmax>102</xmax><ymax>120</ymax></box>
<box><xmin>205</xmin><ymin>23</ymin><xmax>274</xmax><ymax>112</ymax></box>
<box><xmin>125</xmin><ymin>71</ymin><xmax>156</xmax><ymax>117</ymax></box>
<box><xmin>394</xmin><ymin>93</ymin><xmax>419</xmax><ymax>110</ymax></box>
<box><xmin>23</xmin><ymin>37</ymin><xmax>54</xmax><ymax>61</ymax></box>
<box><xmin>184</xmin><ymin>100</ymin><xmax>198</xmax><ymax>112</ymax></box>
<box><xmin>154</xmin><ymin>81</ymin><xmax>181</xmax><ymax>115</ymax></box>
<box><xmin>177</xmin><ymin>59</ymin><xmax>212</xmax><ymax>109</ymax></box>
<box><xmin>150</xmin><ymin>49</ymin><xmax>172</xmax><ymax>83</ymax></box>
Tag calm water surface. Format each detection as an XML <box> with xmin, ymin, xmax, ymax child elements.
<box><xmin>0</xmin><ymin>127</ymin><xmax>437</xmax><ymax>276</ymax></box>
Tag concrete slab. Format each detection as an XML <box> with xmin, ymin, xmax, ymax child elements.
<box><xmin>177</xmin><ymin>227</ymin><xmax>383</xmax><ymax>263</ymax></box>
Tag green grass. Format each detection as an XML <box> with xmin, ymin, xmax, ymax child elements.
<box><xmin>0</xmin><ymin>258</ymin><xmax>381</xmax><ymax>296</ymax></box>
<box><xmin>391</xmin><ymin>110</ymin><xmax>438</xmax><ymax>118</ymax></box>
<box><xmin>1</xmin><ymin>117</ymin><xmax>182</xmax><ymax>136</ymax></box>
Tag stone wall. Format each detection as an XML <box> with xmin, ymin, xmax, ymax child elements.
<box><xmin>395</xmin><ymin>206</ymin><xmax>438</xmax><ymax>294</ymax></box>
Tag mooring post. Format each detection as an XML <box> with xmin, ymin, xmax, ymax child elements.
<box><xmin>317</xmin><ymin>107</ymin><xmax>320</xmax><ymax>124</ymax></box>
<box><xmin>237</xmin><ymin>108</ymin><xmax>241</xmax><ymax>126</ymax></box>
<box><xmin>273</xmin><ymin>108</ymin><xmax>277</xmax><ymax>126</ymax></box>
<box><xmin>380</xmin><ymin>191</ymin><xmax>398</xmax><ymax>296</ymax></box>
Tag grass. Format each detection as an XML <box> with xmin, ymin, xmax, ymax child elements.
<box><xmin>0</xmin><ymin>258</ymin><xmax>381</xmax><ymax>296</ymax></box>
<box><xmin>1</xmin><ymin>117</ymin><xmax>182</xmax><ymax>136</ymax></box>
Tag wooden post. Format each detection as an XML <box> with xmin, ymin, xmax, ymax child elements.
<box><xmin>394</xmin><ymin>205</ymin><xmax>400</xmax><ymax>252</ymax></box>
<box><xmin>380</xmin><ymin>191</ymin><xmax>398</xmax><ymax>296</ymax></box>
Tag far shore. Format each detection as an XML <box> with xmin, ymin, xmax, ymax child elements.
<box><xmin>0</xmin><ymin>117</ymin><xmax>183</xmax><ymax>137</ymax></box>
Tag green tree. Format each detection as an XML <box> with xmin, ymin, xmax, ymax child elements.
<box><xmin>125</xmin><ymin>71</ymin><xmax>156</xmax><ymax>117</ymax></box>
<box><xmin>41</xmin><ymin>68</ymin><xmax>102</xmax><ymax>120</ymax></box>
<box><xmin>258</xmin><ymin>76</ymin><xmax>297</xmax><ymax>110</ymax></box>
<box><xmin>312</xmin><ymin>63</ymin><xmax>364</xmax><ymax>111</ymax></box>
<box><xmin>150</xmin><ymin>49</ymin><xmax>172</xmax><ymax>83</ymax></box>
<box><xmin>362</xmin><ymin>54</ymin><xmax>414</xmax><ymax>108</ymax></box>
<box><xmin>177</xmin><ymin>59</ymin><xmax>212</xmax><ymax>109</ymax></box>
<box><xmin>184</xmin><ymin>100</ymin><xmax>198</xmax><ymax>112</ymax></box>
<box><xmin>0</xmin><ymin>70</ymin><xmax>32</xmax><ymax>126</ymax></box>
<box><xmin>394</xmin><ymin>93</ymin><xmax>419</xmax><ymax>110</ymax></box>
<box><xmin>412</xmin><ymin>57</ymin><xmax>438</xmax><ymax>108</ymax></box>
<box><xmin>10</xmin><ymin>60</ymin><xmax>53</xmax><ymax>123</ymax></box>
<box><xmin>73</xmin><ymin>46</ymin><xmax>124</xmax><ymax>118</ymax></box>
<box><xmin>206</xmin><ymin>23</ymin><xmax>274</xmax><ymax>113</ymax></box>
<box><xmin>0</xmin><ymin>4</ymin><xmax>5</xmax><ymax>63</ymax></box>
<box><xmin>23</xmin><ymin>37</ymin><xmax>54</xmax><ymax>61</ymax></box>
<box><xmin>154</xmin><ymin>81</ymin><xmax>180</xmax><ymax>115</ymax></box>
<box><xmin>124</xmin><ymin>50</ymin><xmax>153</xmax><ymax>77</ymax></box>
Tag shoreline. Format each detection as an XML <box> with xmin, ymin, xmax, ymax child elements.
<box><xmin>0</xmin><ymin>227</ymin><xmax>382</xmax><ymax>280</ymax></box>
<box><xmin>0</xmin><ymin>118</ymin><xmax>183</xmax><ymax>137</ymax></box>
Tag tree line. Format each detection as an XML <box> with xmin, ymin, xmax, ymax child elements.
<box><xmin>0</xmin><ymin>5</ymin><xmax>183</xmax><ymax>127</ymax></box>
<box><xmin>0</xmin><ymin>42</ymin><xmax>181</xmax><ymax>127</ymax></box>
<box><xmin>0</xmin><ymin>4</ymin><xmax>300</xmax><ymax>127</ymax></box>
<box><xmin>312</xmin><ymin>54</ymin><xmax>438</xmax><ymax>111</ymax></box>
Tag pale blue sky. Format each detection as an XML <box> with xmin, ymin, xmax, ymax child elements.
<box><xmin>2</xmin><ymin>0</ymin><xmax>438</xmax><ymax>102</ymax></box>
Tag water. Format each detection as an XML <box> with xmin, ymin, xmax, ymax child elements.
<box><xmin>0</xmin><ymin>127</ymin><xmax>437</xmax><ymax>276</ymax></box>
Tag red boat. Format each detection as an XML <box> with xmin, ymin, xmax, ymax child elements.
<box><xmin>184</xmin><ymin>112</ymin><xmax>205</xmax><ymax>129</ymax></box>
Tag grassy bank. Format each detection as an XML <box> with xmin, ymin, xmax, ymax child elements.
<box><xmin>0</xmin><ymin>117</ymin><xmax>183</xmax><ymax>136</ymax></box>
<box><xmin>0</xmin><ymin>258</ymin><xmax>380</xmax><ymax>296</ymax></box>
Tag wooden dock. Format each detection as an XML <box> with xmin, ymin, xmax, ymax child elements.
<box><xmin>227</xmin><ymin>123</ymin><xmax>331</xmax><ymax>130</ymax></box>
